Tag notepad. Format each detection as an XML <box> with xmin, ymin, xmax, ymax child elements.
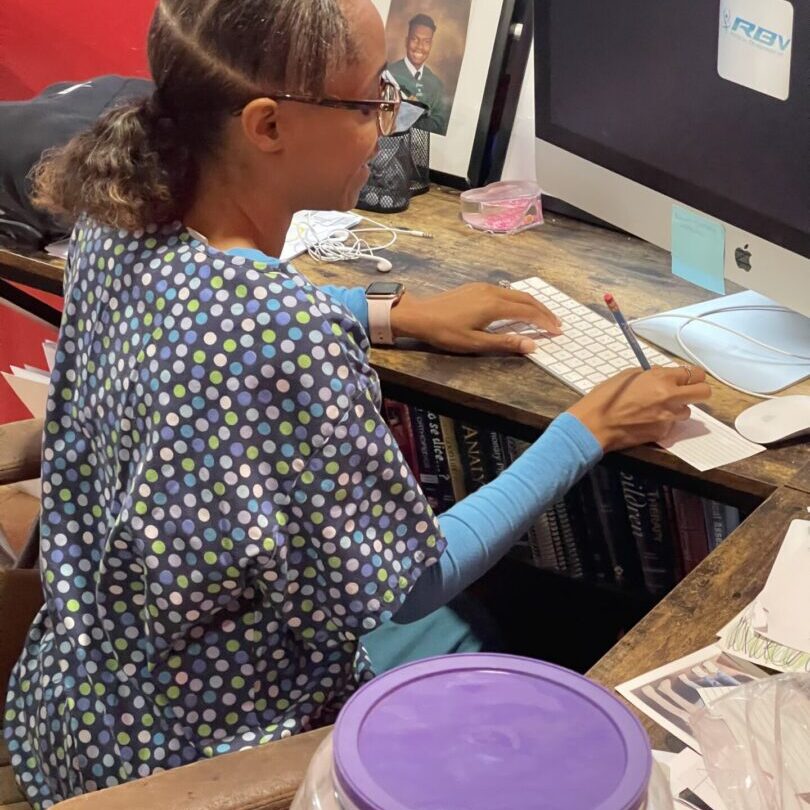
<box><xmin>658</xmin><ymin>406</ymin><xmax>765</xmax><ymax>472</ymax></box>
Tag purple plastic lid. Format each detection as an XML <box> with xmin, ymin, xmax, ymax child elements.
<box><xmin>333</xmin><ymin>653</ymin><xmax>651</xmax><ymax>810</ymax></box>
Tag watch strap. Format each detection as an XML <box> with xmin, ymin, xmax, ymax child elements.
<box><xmin>367</xmin><ymin>296</ymin><xmax>395</xmax><ymax>345</ymax></box>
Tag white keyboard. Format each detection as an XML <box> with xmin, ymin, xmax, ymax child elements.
<box><xmin>490</xmin><ymin>277</ymin><xmax>676</xmax><ymax>394</ymax></box>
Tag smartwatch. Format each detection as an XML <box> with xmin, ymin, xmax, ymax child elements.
<box><xmin>365</xmin><ymin>281</ymin><xmax>405</xmax><ymax>346</ymax></box>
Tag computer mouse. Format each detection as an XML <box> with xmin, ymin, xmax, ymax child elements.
<box><xmin>735</xmin><ymin>395</ymin><xmax>810</xmax><ymax>444</ymax></box>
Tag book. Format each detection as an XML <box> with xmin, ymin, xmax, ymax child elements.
<box><xmin>586</xmin><ymin>466</ymin><xmax>644</xmax><ymax>589</ymax></box>
<box><xmin>382</xmin><ymin>398</ymin><xmax>420</xmax><ymax>478</ymax></box>
<box><xmin>424</xmin><ymin>409</ymin><xmax>455</xmax><ymax>510</ymax></box>
<box><xmin>439</xmin><ymin>416</ymin><xmax>467</xmax><ymax>502</ymax></box>
<box><xmin>671</xmin><ymin>489</ymin><xmax>711</xmax><ymax>575</ymax></box>
<box><xmin>454</xmin><ymin>422</ymin><xmax>488</xmax><ymax>494</ymax></box>
<box><xmin>619</xmin><ymin>471</ymin><xmax>676</xmax><ymax>596</ymax></box>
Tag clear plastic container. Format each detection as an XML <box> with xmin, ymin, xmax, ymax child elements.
<box><xmin>292</xmin><ymin>653</ymin><xmax>669</xmax><ymax>810</ymax></box>
<box><xmin>460</xmin><ymin>180</ymin><xmax>544</xmax><ymax>234</ymax></box>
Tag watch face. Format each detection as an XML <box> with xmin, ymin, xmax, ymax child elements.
<box><xmin>366</xmin><ymin>282</ymin><xmax>404</xmax><ymax>297</ymax></box>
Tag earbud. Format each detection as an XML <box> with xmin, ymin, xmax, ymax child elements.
<box><xmin>375</xmin><ymin>258</ymin><xmax>393</xmax><ymax>273</ymax></box>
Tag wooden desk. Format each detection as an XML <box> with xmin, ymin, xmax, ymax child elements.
<box><xmin>587</xmin><ymin>486</ymin><xmax>809</xmax><ymax>749</ymax></box>
<box><xmin>3</xmin><ymin>188</ymin><xmax>808</xmax><ymax>504</ymax></box>
<box><xmin>789</xmin><ymin>460</ymin><xmax>810</xmax><ymax>494</ymax></box>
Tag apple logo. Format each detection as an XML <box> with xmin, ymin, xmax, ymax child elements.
<box><xmin>734</xmin><ymin>244</ymin><xmax>752</xmax><ymax>271</ymax></box>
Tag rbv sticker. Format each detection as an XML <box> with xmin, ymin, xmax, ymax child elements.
<box><xmin>718</xmin><ymin>0</ymin><xmax>794</xmax><ymax>100</ymax></box>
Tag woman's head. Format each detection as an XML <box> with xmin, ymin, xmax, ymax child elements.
<box><xmin>32</xmin><ymin>0</ymin><xmax>389</xmax><ymax>232</ymax></box>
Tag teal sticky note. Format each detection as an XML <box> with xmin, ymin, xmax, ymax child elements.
<box><xmin>671</xmin><ymin>206</ymin><xmax>726</xmax><ymax>295</ymax></box>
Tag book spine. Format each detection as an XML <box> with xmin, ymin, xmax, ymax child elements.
<box><xmin>671</xmin><ymin>489</ymin><xmax>710</xmax><ymax>575</ymax></box>
<box><xmin>409</xmin><ymin>405</ymin><xmax>441</xmax><ymax>512</ymax></box>
<box><xmin>439</xmin><ymin>416</ymin><xmax>467</xmax><ymax>503</ymax></box>
<box><xmin>527</xmin><ymin>512</ymin><xmax>560</xmax><ymax>571</ymax></box>
<box><xmin>662</xmin><ymin>485</ymin><xmax>685</xmax><ymax>582</ymax></box>
<box><xmin>382</xmin><ymin>398</ymin><xmax>421</xmax><ymax>480</ymax></box>
<box><xmin>703</xmin><ymin>500</ymin><xmax>741</xmax><ymax>549</ymax></box>
<box><xmin>702</xmin><ymin>499</ymin><xmax>726</xmax><ymax>550</ymax></box>
<box><xmin>590</xmin><ymin>466</ymin><xmax>644</xmax><ymax>590</ymax></box>
<box><xmin>553</xmin><ymin>499</ymin><xmax>583</xmax><ymax>579</ymax></box>
<box><xmin>425</xmin><ymin>409</ymin><xmax>455</xmax><ymax>511</ymax></box>
<box><xmin>619</xmin><ymin>471</ymin><xmax>676</xmax><ymax>596</ymax></box>
<box><xmin>570</xmin><ymin>479</ymin><xmax>614</xmax><ymax>584</ymax></box>
<box><xmin>454</xmin><ymin>422</ymin><xmax>488</xmax><ymax>494</ymax></box>
<box><xmin>545</xmin><ymin>503</ymin><xmax>569</xmax><ymax>576</ymax></box>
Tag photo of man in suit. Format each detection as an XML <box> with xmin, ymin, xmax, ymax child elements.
<box><xmin>388</xmin><ymin>13</ymin><xmax>450</xmax><ymax>135</ymax></box>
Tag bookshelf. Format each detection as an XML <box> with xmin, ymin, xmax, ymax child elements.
<box><xmin>381</xmin><ymin>395</ymin><xmax>750</xmax><ymax>671</ymax></box>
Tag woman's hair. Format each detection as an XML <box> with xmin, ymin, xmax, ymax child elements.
<box><xmin>30</xmin><ymin>0</ymin><xmax>354</xmax><ymax>231</ymax></box>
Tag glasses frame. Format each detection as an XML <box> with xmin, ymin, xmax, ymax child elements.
<box><xmin>232</xmin><ymin>79</ymin><xmax>402</xmax><ymax>136</ymax></box>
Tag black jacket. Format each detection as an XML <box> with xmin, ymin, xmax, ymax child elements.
<box><xmin>0</xmin><ymin>75</ymin><xmax>154</xmax><ymax>247</ymax></box>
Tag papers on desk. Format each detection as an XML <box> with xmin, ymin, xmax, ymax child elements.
<box><xmin>1</xmin><ymin>366</ymin><xmax>50</xmax><ymax>419</ymax></box>
<box><xmin>44</xmin><ymin>239</ymin><xmax>70</xmax><ymax>260</ymax></box>
<box><xmin>1</xmin><ymin>340</ymin><xmax>56</xmax><ymax>419</ymax></box>
<box><xmin>617</xmin><ymin>517</ymin><xmax>810</xmax><ymax>808</ymax></box>
<box><xmin>752</xmin><ymin>520</ymin><xmax>810</xmax><ymax>653</ymax></box>
<box><xmin>616</xmin><ymin>644</ymin><xmax>768</xmax><ymax>752</ymax></box>
<box><xmin>717</xmin><ymin>519</ymin><xmax>810</xmax><ymax>670</ymax></box>
<box><xmin>653</xmin><ymin>748</ymin><xmax>729</xmax><ymax>810</ymax></box>
<box><xmin>658</xmin><ymin>406</ymin><xmax>765</xmax><ymax>472</ymax></box>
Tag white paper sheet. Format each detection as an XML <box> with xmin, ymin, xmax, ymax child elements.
<box><xmin>1</xmin><ymin>371</ymin><xmax>49</xmax><ymax>418</ymax></box>
<box><xmin>653</xmin><ymin>748</ymin><xmax>729</xmax><ymax>810</ymax></box>
<box><xmin>42</xmin><ymin>340</ymin><xmax>57</xmax><ymax>372</ymax></box>
<box><xmin>752</xmin><ymin>520</ymin><xmax>810</xmax><ymax>653</ymax></box>
<box><xmin>658</xmin><ymin>406</ymin><xmax>765</xmax><ymax>472</ymax></box>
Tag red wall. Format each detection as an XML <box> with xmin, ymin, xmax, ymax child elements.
<box><xmin>0</xmin><ymin>0</ymin><xmax>154</xmax><ymax>100</ymax></box>
<box><xmin>0</xmin><ymin>1</ymin><xmax>154</xmax><ymax>421</ymax></box>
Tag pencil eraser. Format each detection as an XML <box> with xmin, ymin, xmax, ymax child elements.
<box><xmin>604</xmin><ymin>293</ymin><xmax>614</xmax><ymax>305</ymax></box>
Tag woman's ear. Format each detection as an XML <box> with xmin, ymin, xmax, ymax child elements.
<box><xmin>239</xmin><ymin>98</ymin><xmax>283</xmax><ymax>153</ymax></box>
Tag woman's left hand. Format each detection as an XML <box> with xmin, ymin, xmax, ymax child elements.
<box><xmin>389</xmin><ymin>282</ymin><xmax>562</xmax><ymax>355</ymax></box>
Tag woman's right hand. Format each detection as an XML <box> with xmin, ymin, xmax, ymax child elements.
<box><xmin>567</xmin><ymin>365</ymin><xmax>712</xmax><ymax>452</ymax></box>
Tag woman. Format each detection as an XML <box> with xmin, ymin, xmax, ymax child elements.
<box><xmin>4</xmin><ymin>0</ymin><xmax>710</xmax><ymax>806</ymax></box>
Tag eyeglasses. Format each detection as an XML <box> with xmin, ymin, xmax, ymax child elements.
<box><xmin>232</xmin><ymin>76</ymin><xmax>402</xmax><ymax>136</ymax></box>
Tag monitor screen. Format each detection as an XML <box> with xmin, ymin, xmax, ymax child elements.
<box><xmin>534</xmin><ymin>0</ymin><xmax>810</xmax><ymax>259</ymax></box>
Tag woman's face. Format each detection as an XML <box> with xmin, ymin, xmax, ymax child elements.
<box><xmin>274</xmin><ymin>0</ymin><xmax>388</xmax><ymax>214</ymax></box>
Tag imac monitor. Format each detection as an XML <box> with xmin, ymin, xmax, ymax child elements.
<box><xmin>533</xmin><ymin>0</ymin><xmax>810</xmax><ymax>317</ymax></box>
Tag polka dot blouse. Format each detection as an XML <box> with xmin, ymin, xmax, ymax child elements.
<box><xmin>4</xmin><ymin>219</ymin><xmax>445</xmax><ymax>808</ymax></box>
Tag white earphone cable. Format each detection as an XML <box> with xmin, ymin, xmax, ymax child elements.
<box><xmin>298</xmin><ymin>211</ymin><xmax>431</xmax><ymax>273</ymax></box>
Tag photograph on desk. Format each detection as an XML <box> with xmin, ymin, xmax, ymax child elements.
<box><xmin>383</xmin><ymin>0</ymin><xmax>472</xmax><ymax>136</ymax></box>
<box><xmin>617</xmin><ymin>644</ymin><xmax>768</xmax><ymax>751</ymax></box>
<box><xmin>371</xmin><ymin>0</ymin><xmax>517</xmax><ymax>185</ymax></box>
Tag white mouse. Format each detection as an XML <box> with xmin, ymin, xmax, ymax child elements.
<box><xmin>735</xmin><ymin>395</ymin><xmax>810</xmax><ymax>444</ymax></box>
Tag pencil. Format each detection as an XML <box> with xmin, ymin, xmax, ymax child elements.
<box><xmin>604</xmin><ymin>293</ymin><xmax>651</xmax><ymax>370</ymax></box>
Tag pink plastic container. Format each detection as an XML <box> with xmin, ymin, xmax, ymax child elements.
<box><xmin>460</xmin><ymin>180</ymin><xmax>544</xmax><ymax>234</ymax></box>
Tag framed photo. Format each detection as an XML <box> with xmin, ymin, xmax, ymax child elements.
<box><xmin>372</xmin><ymin>0</ymin><xmax>518</xmax><ymax>188</ymax></box>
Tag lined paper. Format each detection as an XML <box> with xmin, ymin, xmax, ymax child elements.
<box><xmin>659</xmin><ymin>406</ymin><xmax>765</xmax><ymax>471</ymax></box>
